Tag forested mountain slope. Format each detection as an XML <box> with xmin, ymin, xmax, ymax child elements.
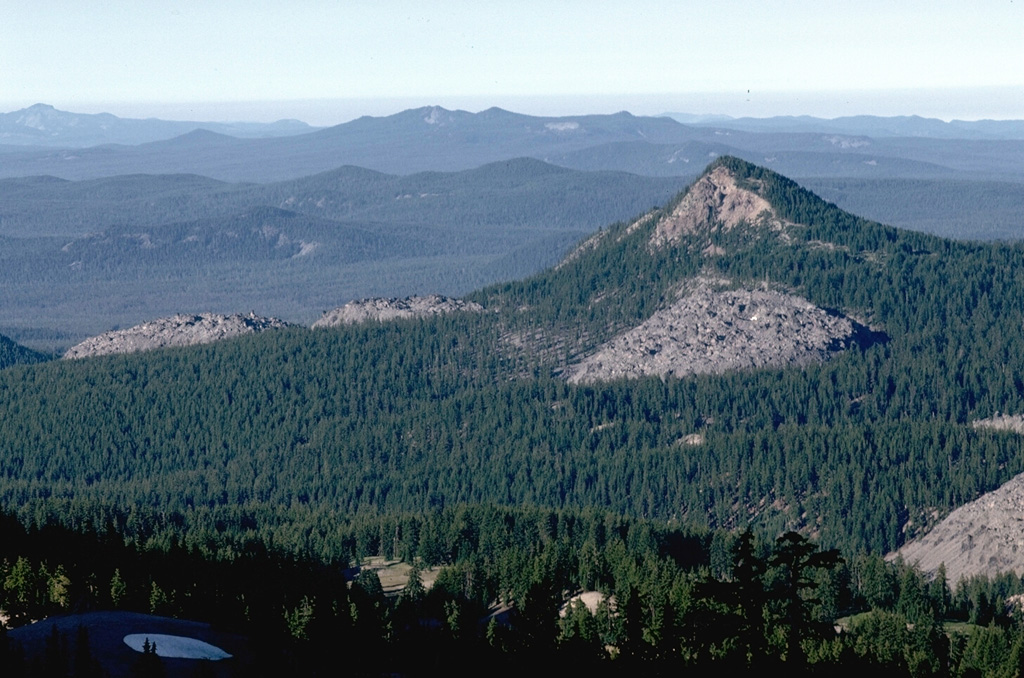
<box><xmin>2</xmin><ymin>158</ymin><xmax>1024</xmax><ymax>560</ymax></box>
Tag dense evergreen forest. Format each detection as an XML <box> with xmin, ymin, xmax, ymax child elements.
<box><xmin>0</xmin><ymin>335</ymin><xmax>47</xmax><ymax>369</ymax></box>
<box><xmin>4</xmin><ymin>156</ymin><xmax>1024</xmax><ymax>674</ymax></box>
<box><xmin>5</xmin><ymin>504</ymin><xmax>1024</xmax><ymax>676</ymax></box>
<box><xmin>3</xmin><ymin>157</ymin><xmax>1024</xmax><ymax>552</ymax></box>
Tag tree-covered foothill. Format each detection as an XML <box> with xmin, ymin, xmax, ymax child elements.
<box><xmin>0</xmin><ymin>334</ymin><xmax>49</xmax><ymax>369</ymax></box>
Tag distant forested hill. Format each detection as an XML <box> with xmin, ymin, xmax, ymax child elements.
<box><xmin>0</xmin><ymin>334</ymin><xmax>48</xmax><ymax>368</ymax></box>
<box><xmin>798</xmin><ymin>177</ymin><xmax>1024</xmax><ymax>240</ymax></box>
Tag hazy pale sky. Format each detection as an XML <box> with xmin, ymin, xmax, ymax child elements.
<box><xmin>2</xmin><ymin>0</ymin><xmax>1021</xmax><ymax>124</ymax></box>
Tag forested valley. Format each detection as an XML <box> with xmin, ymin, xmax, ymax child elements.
<box><xmin>4</xmin><ymin>157</ymin><xmax>1024</xmax><ymax>674</ymax></box>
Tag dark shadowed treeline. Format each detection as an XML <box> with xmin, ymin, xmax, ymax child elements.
<box><xmin>4</xmin><ymin>506</ymin><xmax>1024</xmax><ymax>676</ymax></box>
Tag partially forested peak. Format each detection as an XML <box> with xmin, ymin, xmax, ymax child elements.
<box><xmin>478</xmin><ymin>157</ymin><xmax>901</xmax><ymax>378</ymax></box>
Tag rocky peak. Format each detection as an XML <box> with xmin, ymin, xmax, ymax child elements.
<box><xmin>650</xmin><ymin>165</ymin><xmax>786</xmax><ymax>248</ymax></box>
<box><xmin>63</xmin><ymin>312</ymin><xmax>291</xmax><ymax>359</ymax></box>
<box><xmin>312</xmin><ymin>295</ymin><xmax>483</xmax><ymax>328</ymax></box>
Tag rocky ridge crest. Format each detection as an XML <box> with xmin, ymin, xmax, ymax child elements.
<box><xmin>312</xmin><ymin>295</ymin><xmax>483</xmax><ymax>328</ymax></box>
<box><xmin>63</xmin><ymin>312</ymin><xmax>291</xmax><ymax>359</ymax></box>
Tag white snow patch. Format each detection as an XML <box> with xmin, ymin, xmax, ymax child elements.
<box><xmin>124</xmin><ymin>634</ymin><xmax>232</xmax><ymax>660</ymax></box>
<box><xmin>423</xmin><ymin>107</ymin><xmax>448</xmax><ymax>125</ymax></box>
<box><xmin>545</xmin><ymin>122</ymin><xmax>579</xmax><ymax>132</ymax></box>
<box><xmin>824</xmin><ymin>136</ymin><xmax>870</xmax><ymax>149</ymax></box>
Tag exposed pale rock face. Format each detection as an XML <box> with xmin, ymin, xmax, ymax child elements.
<box><xmin>651</xmin><ymin>165</ymin><xmax>784</xmax><ymax>248</ymax></box>
<box><xmin>972</xmin><ymin>414</ymin><xmax>1024</xmax><ymax>434</ymax></box>
<box><xmin>63</xmin><ymin>312</ymin><xmax>290</xmax><ymax>359</ymax></box>
<box><xmin>895</xmin><ymin>469</ymin><xmax>1024</xmax><ymax>585</ymax></box>
<box><xmin>566</xmin><ymin>286</ymin><xmax>858</xmax><ymax>384</ymax></box>
<box><xmin>313</xmin><ymin>294</ymin><xmax>483</xmax><ymax>328</ymax></box>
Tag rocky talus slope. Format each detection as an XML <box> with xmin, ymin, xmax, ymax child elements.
<box><xmin>312</xmin><ymin>295</ymin><xmax>483</xmax><ymax>327</ymax></box>
<box><xmin>566</xmin><ymin>285</ymin><xmax>859</xmax><ymax>383</ymax></box>
<box><xmin>896</xmin><ymin>470</ymin><xmax>1024</xmax><ymax>585</ymax></box>
<box><xmin>894</xmin><ymin>415</ymin><xmax>1024</xmax><ymax>583</ymax></box>
<box><xmin>63</xmin><ymin>312</ymin><xmax>291</xmax><ymax>359</ymax></box>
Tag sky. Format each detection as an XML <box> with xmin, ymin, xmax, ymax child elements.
<box><xmin>2</xmin><ymin>0</ymin><xmax>1021</xmax><ymax>125</ymax></box>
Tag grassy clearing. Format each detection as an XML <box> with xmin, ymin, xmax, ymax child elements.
<box><xmin>358</xmin><ymin>556</ymin><xmax>442</xmax><ymax>597</ymax></box>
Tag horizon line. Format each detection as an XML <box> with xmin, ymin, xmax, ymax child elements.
<box><xmin>2</xmin><ymin>86</ymin><xmax>1021</xmax><ymax>127</ymax></box>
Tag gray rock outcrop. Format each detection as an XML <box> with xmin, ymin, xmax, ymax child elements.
<box><xmin>63</xmin><ymin>312</ymin><xmax>290</xmax><ymax>359</ymax></box>
<box><xmin>312</xmin><ymin>295</ymin><xmax>483</xmax><ymax>328</ymax></box>
<box><xmin>650</xmin><ymin>165</ymin><xmax>789</xmax><ymax>249</ymax></box>
<box><xmin>972</xmin><ymin>414</ymin><xmax>1024</xmax><ymax>435</ymax></box>
<box><xmin>566</xmin><ymin>286</ymin><xmax>858</xmax><ymax>384</ymax></box>
<box><xmin>895</xmin><ymin>468</ymin><xmax>1024</xmax><ymax>585</ymax></box>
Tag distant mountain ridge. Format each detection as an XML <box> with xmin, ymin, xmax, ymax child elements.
<box><xmin>1</xmin><ymin>105</ymin><xmax>1021</xmax><ymax>186</ymax></box>
<box><xmin>0</xmin><ymin>103</ymin><xmax>318</xmax><ymax>147</ymax></box>
<box><xmin>663</xmin><ymin>112</ymin><xmax>1024</xmax><ymax>140</ymax></box>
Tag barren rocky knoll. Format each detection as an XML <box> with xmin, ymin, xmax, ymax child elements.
<box><xmin>312</xmin><ymin>294</ymin><xmax>483</xmax><ymax>327</ymax></box>
<box><xmin>63</xmin><ymin>312</ymin><xmax>291</xmax><ymax>359</ymax></box>
<box><xmin>566</xmin><ymin>285</ymin><xmax>859</xmax><ymax>384</ymax></box>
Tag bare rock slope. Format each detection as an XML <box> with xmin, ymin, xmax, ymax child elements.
<box><xmin>313</xmin><ymin>294</ymin><xmax>483</xmax><ymax>328</ymax></box>
<box><xmin>63</xmin><ymin>312</ymin><xmax>291</xmax><ymax>359</ymax></box>
<box><xmin>896</xmin><ymin>470</ymin><xmax>1024</xmax><ymax>585</ymax></box>
<box><xmin>650</xmin><ymin>164</ymin><xmax>791</xmax><ymax>249</ymax></box>
<box><xmin>567</xmin><ymin>285</ymin><xmax>859</xmax><ymax>383</ymax></box>
<box><xmin>894</xmin><ymin>415</ymin><xmax>1024</xmax><ymax>584</ymax></box>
